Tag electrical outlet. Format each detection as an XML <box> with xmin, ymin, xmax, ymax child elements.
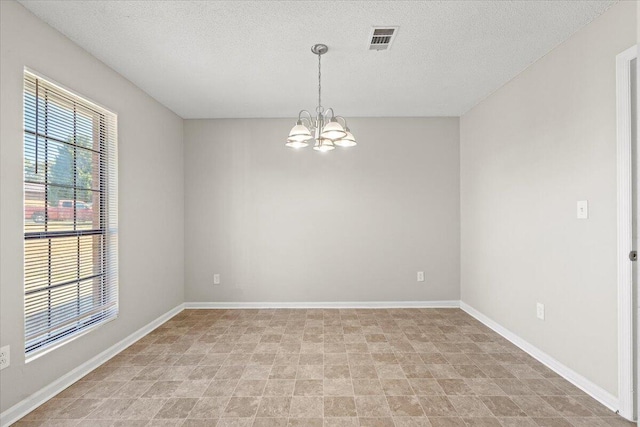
<box><xmin>213</xmin><ymin>274</ymin><xmax>221</xmax><ymax>285</ymax></box>
<box><xmin>417</xmin><ymin>271</ymin><xmax>425</xmax><ymax>282</ymax></box>
<box><xmin>536</xmin><ymin>303</ymin><xmax>545</xmax><ymax>320</ymax></box>
<box><xmin>0</xmin><ymin>345</ymin><xmax>10</xmax><ymax>370</ymax></box>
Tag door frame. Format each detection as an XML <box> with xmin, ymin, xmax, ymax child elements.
<box><xmin>616</xmin><ymin>44</ymin><xmax>638</xmax><ymax>421</ymax></box>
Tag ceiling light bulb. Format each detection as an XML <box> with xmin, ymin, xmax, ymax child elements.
<box><xmin>285</xmin><ymin>140</ymin><xmax>309</xmax><ymax>149</ymax></box>
<box><xmin>313</xmin><ymin>139</ymin><xmax>335</xmax><ymax>152</ymax></box>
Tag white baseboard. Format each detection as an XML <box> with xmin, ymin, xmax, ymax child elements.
<box><xmin>0</xmin><ymin>303</ymin><xmax>185</xmax><ymax>427</ymax></box>
<box><xmin>184</xmin><ymin>300</ymin><xmax>461</xmax><ymax>309</ymax></box>
<box><xmin>459</xmin><ymin>301</ymin><xmax>620</xmax><ymax>414</ymax></box>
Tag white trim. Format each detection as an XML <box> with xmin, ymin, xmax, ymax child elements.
<box><xmin>617</xmin><ymin>44</ymin><xmax>638</xmax><ymax>421</ymax></box>
<box><xmin>23</xmin><ymin>67</ymin><xmax>118</xmax><ymax>115</ymax></box>
<box><xmin>0</xmin><ymin>304</ymin><xmax>185</xmax><ymax>427</ymax></box>
<box><xmin>185</xmin><ymin>300</ymin><xmax>461</xmax><ymax>309</ymax></box>
<box><xmin>460</xmin><ymin>301</ymin><xmax>619</xmax><ymax>413</ymax></box>
<box><xmin>25</xmin><ymin>315</ymin><xmax>118</xmax><ymax>364</ymax></box>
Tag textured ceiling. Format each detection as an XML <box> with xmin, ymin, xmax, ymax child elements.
<box><xmin>19</xmin><ymin>1</ymin><xmax>615</xmax><ymax>119</ymax></box>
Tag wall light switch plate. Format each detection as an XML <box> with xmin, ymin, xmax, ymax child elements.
<box><xmin>577</xmin><ymin>200</ymin><xmax>588</xmax><ymax>219</ymax></box>
<box><xmin>213</xmin><ymin>274</ymin><xmax>221</xmax><ymax>285</ymax></box>
<box><xmin>0</xmin><ymin>345</ymin><xmax>10</xmax><ymax>370</ymax></box>
<box><xmin>536</xmin><ymin>303</ymin><xmax>545</xmax><ymax>320</ymax></box>
<box><xmin>417</xmin><ymin>271</ymin><xmax>425</xmax><ymax>282</ymax></box>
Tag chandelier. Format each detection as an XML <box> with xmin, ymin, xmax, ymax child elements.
<box><xmin>285</xmin><ymin>44</ymin><xmax>356</xmax><ymax>152</ymax></box>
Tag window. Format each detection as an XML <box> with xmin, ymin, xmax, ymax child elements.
<box><xmin>23</xmin><ymin>70</ymin><xmax>118</xmax><ymax>357</ymax></box>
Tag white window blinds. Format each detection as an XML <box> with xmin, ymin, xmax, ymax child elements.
<box><xmin>23</xmin><ymin>71</ymin><xmax>118</xmax><ymax>357</ymax></box>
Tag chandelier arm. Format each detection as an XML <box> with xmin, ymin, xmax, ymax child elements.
<box><xmin>322</xmin><ymin>107</ymin><xmax>336</xmax><ymax>120</ymax></box>
<box><xmin>297</xmin><ymin>110</ymin><xmax>314</xmax><ymax>131</ymax></box>
<box><xmin>299</xmin><ymin>117</ymin><xmax>313</xmax><ymax>129</ymax></box>
<box><xmin>334</xmin><ymin>115</ymin><xmax>348</xmax><ymax>127</ymax></box>
<box><xmin>298</xmin><ymin>110</ymin><xmax>313</xmax><ymax>121</ymax></box>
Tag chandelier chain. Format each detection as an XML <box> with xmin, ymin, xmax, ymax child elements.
<box><xmin>317</xmin><ymin>52</ymin><xmax>322</xmax><ymax>113</ymax></box>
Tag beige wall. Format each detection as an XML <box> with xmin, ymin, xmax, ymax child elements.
<box><xmin>184</xmin><ymin>118</ymin><xmax>460</xmax><ymax>303</ymax></box>
<box><xmin>0</xmin><ymin>1</ymin><xmax>184</xmax><ymax>412</ymax></box>
<box><xmin>1</xmin><ymin>0</ymin><xmax>634</xmax><ymax>416</ymax></box>
<box><xmin>460</xmin><ymin>1</ymin><xmax>636</xmax><ymax>397</ymax></box>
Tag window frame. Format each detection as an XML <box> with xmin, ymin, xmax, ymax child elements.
<box><xmin>23</xmin><ymin>69</ymin><xmax>119</xmax><ymax>361</ymax></box>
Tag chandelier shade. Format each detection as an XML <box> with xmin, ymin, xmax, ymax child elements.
<box><xmin>334</xmin><ymin>128</ymin><xmax>357</xmax><ymax>147</ymax></box>
<box><xmin>285</xmin><ymin>44</ymin><xmax>356</xmax><ymax>153</ymax></box>
<box><xmin>320</xmin><ymin>119</ymin><xmax>347</xmax><ymax>140</ymax></box>
<box><xmin>287</xmin><ymin>122</ymin><xmax>313</xmax><ymax>143</ymax></box>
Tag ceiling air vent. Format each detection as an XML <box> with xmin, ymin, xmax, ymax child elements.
<box><xmin>368</xmin><ymin>26</ymin><xmax>398</xmax><ymax>51</ymax></box>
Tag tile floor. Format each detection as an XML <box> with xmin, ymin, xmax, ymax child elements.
<box><xmin>16</xmin><ymin>308</ymin><xmax>633</xmax><ymax>426</ymax></box>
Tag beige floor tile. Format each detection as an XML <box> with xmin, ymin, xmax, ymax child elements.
<box><xmin>263</xmin><ymin>379</ymin><xmax>295</xmax><ymax>396</ymax></box>
<box><xmin>540</xmin><ymin>396</ymin><xmax>594</xmax><ymax>417</ymax></box>
<box><xmin>354</xmin><ymin>395</ymin><xmax>391</xmax><ymax>417</ymax></box>
<box><xmin>54</xmin><ymin>399</ymin><xmax>104</xmax><ymax>419</ymax></box>
<box><xmin>461</xmin><ymin>417</ymin><xmax>502</xmax><ymax>426</ymax></box>
<box><xmin>479</xmin><ymin>396</ymin><xmax>526</xmax><ymax>417</ymax></box>
<box><xmin>216</xmin><ymin>418</ymin><xmax>253</xmax><ymax>426</ymax></box>
<box><xmin>289</xmin><ymin>396</ymin><xmax>323</xmax><ymax>417</ymax></box>
<box><xmin>324</xmin><ymin>417</ymin><xmax>359</xmax><ymax>426</ymax></box>
<box><xmin>121</xmin><ymin>398</ymin><xmax>166</xmax><ymax>419</ymax></box>
<box><xmin>255</xmin><ymin>396</ymin><xmax>291</xmax><ymax>417</ymax></box>
<box><xmin>375</xmin><ymin>364</ymin><xmax>406</xmax><ymax>379</ymax></box>
<box><xmin>358</xmin><ymin>417</ymin><xmax>396</xmax><ymax>426</ymax></box>
<box><xmin>428</xmin><ymin>417</ymin><xmax>466</xmax><ymax>427</ymax></box>
<box><xmin>155</xmin><ymin>398</ymin><xmax>198</xmax><ymax>419</ymax></box>
<box><xmin>417</xmin><ymin>395</ymin><xmax>455</xmax><ymax>417</ymax></box>
<box><xmin>187</xmin><ymin>397</ymin><xmax>230</xmax><ymax>418</ymax></box>
<box><xmin>350</xmin><ymin>365</ymin><xmax>378</xmax><ymax>379</ymax></box>
<box><xmin>293</xmin><ymin>379</ymin><xmax>323</xmax><ymax>396</ymax></box>
<box><xmin>82</xmin><ymin>381</ymin><xmax>126</xmax><ymax>399</ymax></box>
<box><xmin>446</xmin><ymin>395</ymin><xmax>492</xmax><ymax>417</ymax></box>
<box><xmin>233</xmin><ymin>380</ymin><xmax>267</xmax><ymax>396</ymax></box>
<box><xmin>173</xmin><ymin>380</ymin><xmax>210</xmax><ymax>398</ymax></box>
<box><xmin>182</xmin><ymin>420</ymin><xmax>220</xmax><ymax>426</ymax></box>
<box><xmin>296</xmin><ymin>364</ymin><xmax>323</xmax><ymax>379</ymax></box>
<box><xmin>55</xmin><ymin>382</ymin><xmax>98</xmax><ymax>400</ymax></box>
<box><xmin>565</xmin><ymin>418</ymin><xmax>611</xmax><ymax>426</ymax></box>
<box><xmin>352</xmin><ymin>379</ymin><xmax>384</xmax><ymax>396</ymax></box>
<box><xmin>86</xmin><ymin>398</ymin><xmax>136</xmax><ymax>419</ymax></box>
<box><xmin>15</xmin><ymin>309</ymin><xmax>628</xmax><ymax>427</ymax></box>
<box><xmin>324</xmin><ymin>396</ymin><xmax>357</xmax><ymax>417</ymax></box>
<box><xmin>204</xmin><ymin>379</ymin><xmax>239</xmax><ymax>397</ymax></box>
<box><xmin>252</xmin><ymin>417</ymin><xmax>288</xmax><ymax>427</ymax></box>
<box><xmin>324</xmin><ymin>379</ymin><xmax>354</xmax><ymax>396</ymax></box>
<box><xmin>324</xmin><ymin>365</ymin><xmax>351</xmax><ymax>380</ymax></box>
<box><xmin>223</xmin><ymin>396</ymin><xmax>261</xmax><ymax>417</ymax></box>
<box><xmin>532</xmin><ymin>417</ymin><xmax>575</xmax><ymax>427</ymax></box>
<box><xmin>408</xmin><ymin>379</ymin><xmax>444</xmax><ymax>396</ymax></box>
<box><xmin>386</xmin><ymin>395</ymin><xmax>425</xmax><ymax>417</ymax></box>
<box><xmin>510</xmin><ymin>395</ymin><xmax>560</xmax><ymax>418</ymax></box>
<box><xmin>112</xmin><ymin>381</ymin><xmax>155</xmax><ymax>398</ymax></box>
<box><xmin>143</xmin><ymin>381</ymin><xmax>183</xmax><ymax>398</ymax></box>
<box><xmin>380</xmin><ymin>379</ymin><xmax>414</xmax><ymax>396</ymax></box>
<box><xmin>436</xmin><ymin>379</ymin><xmax>474</xmax><ymax>396</ymax></box>
<box><xmin>287</xmin><ymin>418</ymin><xmax>323</xmax><ymax>426</ymax></box>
